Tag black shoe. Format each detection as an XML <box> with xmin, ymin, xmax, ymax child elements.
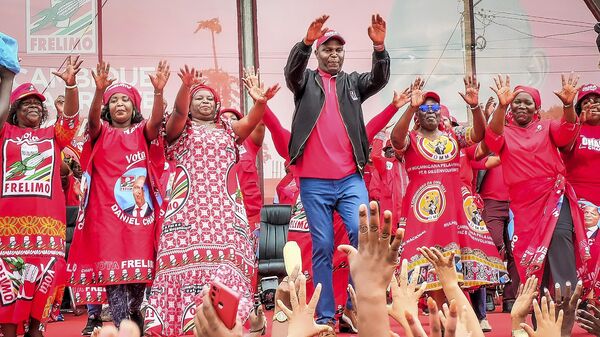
<box><xmin>82</xmin><ymin>315</ymin><xmax>103</xmax><ymax>335</ymax></box>
<box><xmin>502</xmin><ymin>299</ymin><xmax>515</xmax><ymax>313</ymax></box>
<box><xmin>129</xmin><ymin>310</ymin><xmax>145</xmax><ymax>335</ymax></box>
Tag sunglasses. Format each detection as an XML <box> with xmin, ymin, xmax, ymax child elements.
<box><xmin>418</xmin><ymin>104</ymin><xmax>441</xmax><ymax>113</ymax></box>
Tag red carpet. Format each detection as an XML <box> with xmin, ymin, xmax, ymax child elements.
<box><xmin>46</xmin><ymin>309</ymin><xmax>592</xmax><ymax>337</ymax></box>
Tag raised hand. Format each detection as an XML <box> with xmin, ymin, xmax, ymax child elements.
<box><xmin>368</xmin><ymin>14</ymin><xmax>387</xmax><ymax>46</ymax></box>
<box><xmin>544</xmin><ymin>280</ymin><xmax>582</xmax><ymax>337</ymax></box>
<box><xmin>338</xmin><ymin>202</ymin><xmax>404</xmax><ymax>293</ymax></box>
<box><xmin>52</xmin><ymin>55</ymin><xmax>83</xmax><ymax>86</ymax></box>
<box><xmin>304</xmin><ymin>15</ymin><xmax>329</xmax><ymax>45</ymax></box>
<box><xmin>521</xmin><ymin>297</ymin><xmax>563</xmax><ymax>337</ymax></box>
<box><xmin>459</xmin><ymin>74</ymin><xmax>480</xmax><ymax>108</ymax></box>
<box><xmin>276</xmin><ymin>279</ymin><xmax>333</xmax><ymax>337</ymax></box>
<box><xmin>388</xmin><ymin>260</ymin><xmax>427</xmax><ymax>329</ymax></box>
<box><xmin>553</xmin><ymin>72</ymin><xmax>581</xmax><ymax>106</ymax></box>
<box><xmin>417</xmin><ymin>246</ymin><xmax>458</xmax><ymax>285</ymax></box>
<box><xmin>409</xmin><ymin>77</ymin><xmax>426</xmax><ymax>109</ymax></box>
<box><xmin>484</xmin><ymin>96</ymin><xmax>496</xmax><ymax>120</ymax></box>
<box><xmin>440</xmin><ymin>301</ymin><xmax>472</xmax><ymax>337</ymax></box>
<box><xmin>392</xmin><ymin>87</ymin><xmax>411</xmax><ymax>109</ymax></box>
<box><xmin>178</xmin><ymin>65</ymin><xmax>203</xmax><ymax>88</ymax></box>
<box><xmin>91</xmin><ymin>61</ymin><xmax>115</xmax><ymax>92</ymax></box>
<box><xmin>149</xmin><ymin>60</ymin><xmax>170</xmax><ymax>91</ymax></box>
<box><xmin>577</xmin><ymin>304</ymin><xmax>600</xmax><ymax>335</ymax></box>
<box><xmin>511</xmin><ymin>275</ymin><xmax>539</xmax><ymax>329</ymax></box>
<box><xmin>193</xmin><ymin>292</ymin><xmax>243</xmax><ymax>337</ymax></box>
<box><xmin>274</xmin><ymin>265</ymin><xmax>302</xmax><ymax>314</ymax></box>
<box><xmin>242</xmin><ymin>67</ymin><xmax>280</xmax><ymax>103</ymax></box>
<box><xmin>490</xmin><ymin>74</ymin><xmax>520</xmax><ymax>107</ymax></box>
<box><xmin>248</xmin><ymin>305</ymin><xmax>266</xmax><ymax>335</ymax></box>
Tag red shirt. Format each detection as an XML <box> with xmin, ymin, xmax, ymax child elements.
<box><xmin>485</xmin><ymin>118</ymin><xmax>579</xmax><ymax>187</ymax></box>
<box><xmin>295</xmin><ymin>69</ymin><xmax>356</xmax><ymax>179</ymax></box>
<box><xmin>564</xmin><ymin>124</ymin><xmax>600</xmax><ymax>205</ymax></box>
<box><xmin>479</xmin><ymin>164</ymin><xmax>510</xmax><ymax>201</ymax></box>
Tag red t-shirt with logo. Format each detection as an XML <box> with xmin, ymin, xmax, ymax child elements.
<box><xmin>564</xmin><ymin>124</ymin><xmax>600</xmax><ymax>205</ymax></box>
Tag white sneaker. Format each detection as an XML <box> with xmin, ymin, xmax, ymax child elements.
<box><xmin>479</xmin><ymin>318</ymin><xmax>492</xmax><ymax>332</ymax></box>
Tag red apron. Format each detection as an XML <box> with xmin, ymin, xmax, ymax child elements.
<box><xmin>68</xmin><ymin>121</ymin><xmax>166</xmax><ymax>304</ymax></box>
<box><xmin>399</xmin><ymin>130</ymin><xmax>507</xmax><ymax>291</ymax></box>
<box><xmin>0</xmin><ymin>117</ymin><xmax>78</xmax><ymax>329</ymax></box>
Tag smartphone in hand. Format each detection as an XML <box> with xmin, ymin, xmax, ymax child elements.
<box><xmin>209</xmin><ymin>280</ymin><xmax>241</xmax><ymax>330</ymax></box>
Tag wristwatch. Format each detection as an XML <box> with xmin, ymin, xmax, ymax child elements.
<box><xmin>272</xmin><ymin>310</ymin><xmax>288</xmax><ymax>323</ymax></box>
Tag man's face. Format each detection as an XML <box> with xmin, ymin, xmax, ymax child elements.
<box><xmin>584</xmin><ymin>206</ymin><xmax>600</xmax><ymax>228</ymax></box>
<box><xmin>133</xmin><ymin>177</ymin><xmax>146</xmax><ymax>206</ymax></box>
<box><xmin>315</xmin><ymin>39</ymin><xmax>345</xmax><ymax>75</ymax></box>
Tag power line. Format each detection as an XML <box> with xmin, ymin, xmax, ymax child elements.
<box><xmin>425</xmin><ymin>16</ymin><xmax>463</xmax><ymax>85</ymax></box>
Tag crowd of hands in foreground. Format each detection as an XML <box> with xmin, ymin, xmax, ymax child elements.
<box><xmin>88</xmin><ymin>203</ymin><xmax>600</xmax><ymax>337</ymax></box>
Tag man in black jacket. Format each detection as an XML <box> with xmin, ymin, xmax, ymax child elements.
<box><xmin>282</xmin><ymin>14</ymin><xmax>390</xmax><ymax>335</ymax></box>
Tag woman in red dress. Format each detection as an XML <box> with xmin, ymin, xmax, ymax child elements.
<box><xmin>564</xmin><ymin>84</ymin><xmax>600</xmax><ymax>296</ymax></box>
<box><xmin>484</xmin><ymin>74</ymin><xmax>588</xmax><ymax>299</ymax></box>
<box><xmin>390</xmin><ymin>76</ymin><xmax>506</xmax><ymax>306</ymax></box>
<box><xmin>144</xmin><ymin>67</ymin><xmax>279</xmax><ymax>336</ymax></box>
<box><xmin>67</xmin><ymin>60</ymin><xmax>170</xmax><ymax>331</ymax></box>
<box><xmin>0</xmin><ymin>56</ymin><xmax>81</xmax><ymax>337</ymax></box>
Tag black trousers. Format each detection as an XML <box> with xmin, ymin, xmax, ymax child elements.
<box><xmin>541</xmin><ymin>200</ymin><xmax>578</xmax><ymax>293</ymax></box>
<box><xmin>105</xmin><ymin>283</ymin><xmax>146</xmax><ymax>327</ymax></box>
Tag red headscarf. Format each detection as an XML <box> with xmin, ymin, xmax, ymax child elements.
<box><xmin>103</xmin><ymin>82</ymin><xmax>142</xmax><ymax>112</ymax></box>
<box><xmin>216</xmin><ymin>108</ymin><xmax>243</xmax><ymax>121</ymax></box>
<box><xmin>507</xmin><ymin>85</ymin><xmax>541</xmax><ymax>124</ymax></box>
<box><xmin>514</xmin><ymin>85</ymin><xmax>541</xmax><ymax>109</ymax></box>
<box><xmin>190</xmin><ymin>84</ymin><xmax>221</xmax><ymax>106</ymax></box>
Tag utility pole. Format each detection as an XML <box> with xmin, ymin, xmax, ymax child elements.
<box><xmin>463</xmin><ymin>0</ymin><xmax>476</xmax><ymax>123</ymax></box>
<box><xmin>237</xmin><ymin>0</ymin><xmax>264</xmax><ymax>199</ymax></box>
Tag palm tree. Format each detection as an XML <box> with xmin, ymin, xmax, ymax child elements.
<box><xmin>195</xmin><ymin>18</ymin><xmax>222</xmax><ymax>69</ymax></box>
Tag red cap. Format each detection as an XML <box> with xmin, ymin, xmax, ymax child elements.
<box><xmin>423</xmin><ymin>91</ymin><xmax>441</xmax><ymax>103</ymax></box>
<box><xmin>10</xmin><ymin>83</ymin><xmax>46</xmax><ymax>105</ymax></box>
<box><xmin>316</xmin><ymin>30</ymin><xmax>346</xmax><ymax>48</ymax></box>
<box><xmin>576</xmin><ymin>83</ymin><xmax>600</xmax><ymax>114</ymax></box>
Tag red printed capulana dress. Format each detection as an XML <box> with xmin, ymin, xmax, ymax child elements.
<box><xmin>145</xmin><ymin>118</ymin><xmax>255</xmax><ymax>337</ymax></box>
<box><xmin>397</xmin><ymin>128</ymin><xmax>508</xmax><ymax>291</ymax></box>
<box><xmin>0</xmin><ymin>115</ymin><xmax>78</xmax><ymax>330</ymax></box>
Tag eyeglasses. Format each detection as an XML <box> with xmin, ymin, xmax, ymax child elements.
<box><xmin>418</xmin><ymin>104</ymin><xmax>441</xmax><ymax>113</ymax></box>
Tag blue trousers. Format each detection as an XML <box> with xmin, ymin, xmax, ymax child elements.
<box><xmin>300</xmin><ymin>173</ymin><xmax>368</xmax><ymax>324</ymax></box>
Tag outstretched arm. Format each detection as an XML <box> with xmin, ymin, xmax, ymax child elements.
<box><xmin>0</xmin><ymin>66</ymin><xmax>16</xmax><ymax>131</ymax></box>
<box><xmin>52</xmin><ymin>55</ymin><xmax>83</xmax><ymax>118</ymax></box>
<box><xmin>365</xmin><ymin>87</ymin><xmax>409</xmax><ymax>143</ymax></box>
<box><xmin>146</xmin><ymin>60</ymin><xmax>170</xmax><ymax>141</ymax></box>
<box><xmin>263</xmin><ymin>105</ymin><xmax>291</xmax><ymax>160</ymax></box>
<box><xmin>234</xmin><ymin>67</ymin><xmax>280</xmax><ymax>143</ymax></box>
<box><xmin>357</xmin><ymin>14</ymin><xmax>391</xmax><ymax>100</ymax></box>
<box><xmin>166</xmin><ymin>66</ymin><xmax>202</xmax><ymax>143</ymax></box>
<box><xmin>88</xmin><ymin>62</ymin><xmax>115</xmax><ymax>142</ymax></box>
<box><xmin>551</xmin><ymin>72</ymin><xmax>581</xmax><ymax>148</ymax></box>
<box><xmin>391</xmin><ymin>78</ymin><xmax>425</xmax><ymax>153</ymax></box>
<box><xmin>284</xmin><ymin>15</ymin><xmax>329</xmax><ymax>94</ymax></box>
<box><xmin>458</xmin><ymin>74</ymin><xmax>485</xmax><ymax>144</ymax></box>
